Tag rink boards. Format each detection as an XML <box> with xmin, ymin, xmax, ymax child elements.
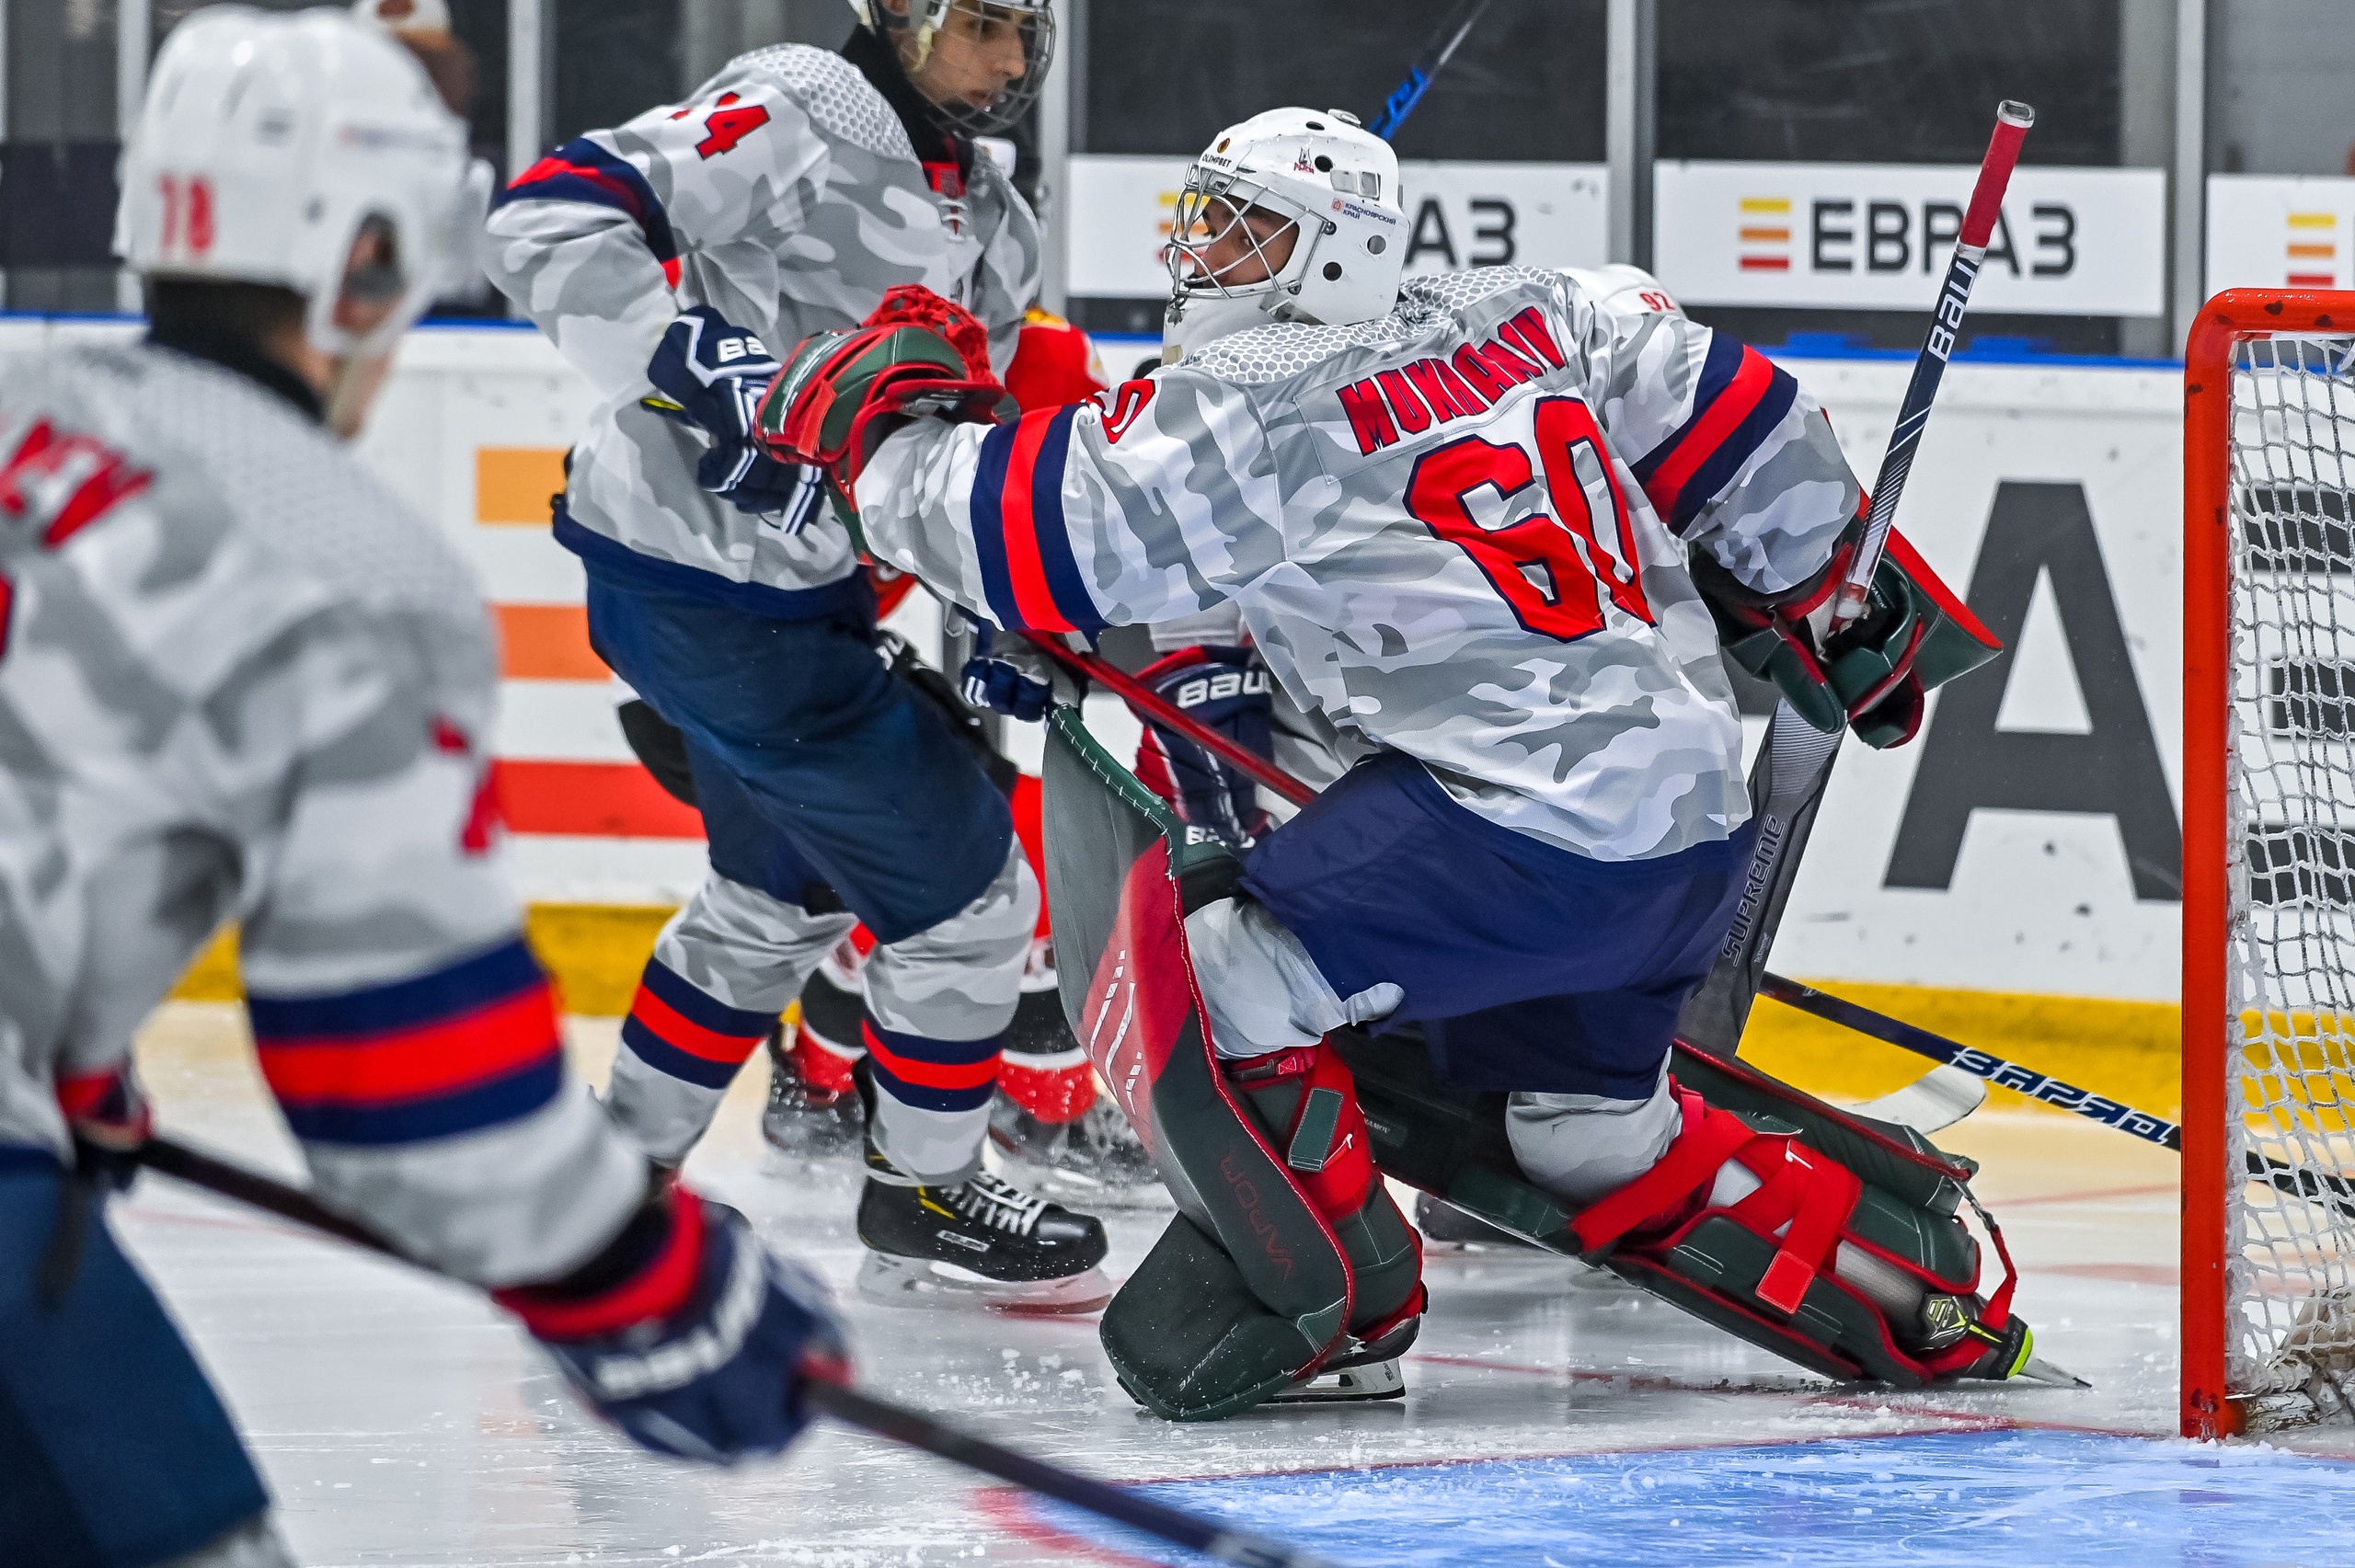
<box><xmin>0</xmin><ymin>315</ymin><xmax>2191</xmax><ymax>1070</ymax></box>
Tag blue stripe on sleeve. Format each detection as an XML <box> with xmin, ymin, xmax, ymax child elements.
<box><xmin>1632</xmin><ymin>331</ymin><xmax>1745</xmax><ymax>485</ymax></box>
<box><xmin>1670</xmin><ymin>365</ymin><xmax>1800</xmax><ymax>533</ymax></box>
<box><xmin>247</xmin><ymin>938</ymin><xmax>542</xmax><ymax>1042</ymax></box>
<box><xmin>1027</xmin><ymin>406</ymin><xmax>1108</xmax><ymax>636</ymax></box>
<box><xmin>968</xmin><ymin>420</ymin><xmax>1024</xmax><ymax>629</ymax></box>
<box><xmin>494</xmin><ymin>138</ymin><xmax>679</xmax><ymax>264</ymax></box>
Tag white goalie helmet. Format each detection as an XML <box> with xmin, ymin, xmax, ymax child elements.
<box><xmin>1163</xmin><ymin>107</ymin><xmax>1407</xmax><ymax>360</ymax></box>
<box><xmin>115</xmin><ymin>5</ymin><xmax>476</xmax><ymax>358</ymax></box>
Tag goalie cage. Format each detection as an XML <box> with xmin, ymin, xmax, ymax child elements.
<box><xmin>2185</xmin><ymin>287</ymin><xmax>2355</xmax><ymax>1437</ymax></box>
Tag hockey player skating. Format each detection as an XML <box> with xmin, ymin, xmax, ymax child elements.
<box><xmin>0</xmin><ymin>14</ymin><xmax>843</xmax><ymax>1566</ymax></box>
<box><xmin>752</xmin><ymin>107</ymin><xmax>2041</xmax><ymax>1417</ymax></box>
<box><xmin>483</xmin><ymin>0</ymin><xmax>1114</xmax><ymax>1310</ymax></box>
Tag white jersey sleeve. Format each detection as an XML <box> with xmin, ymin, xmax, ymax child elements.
<box><xmin>1562</xmin><ymin>269</ymin><xmax>1859</xmax><ymax>600</ymax></box>
<box><xmin>0</xmin><ymin>345</ymin><xmax>647</xmax><ymax>1288</ymax></box>
<box><xmin>484</xmin><ymin>76</ymin><xmax>831</xmax><ymax>400</ymax></box>
<box><xmin>859</xmin><ymin>368</ymin><xmax>1288</xmax><ymax>638</ymax></box>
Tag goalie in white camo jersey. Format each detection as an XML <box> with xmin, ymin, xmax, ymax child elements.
<box><xmin>760</xmin><ymin>107</ymin><xmax>2028</xmax><ymax>1410</ymax></box>
<box><xmin>483</xmin><ymin>0</ymin><xmax>1115</xmax><ymax>1312</ymax></box>
<box><xmin>0</xmin><ymin>15</ymin><xmax>848</xmax><ymax>1566</ymax></box>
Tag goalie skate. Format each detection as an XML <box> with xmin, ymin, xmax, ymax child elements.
<box><xmin>1270</xmin><ymin>1356</ymin><xmax>1406</xmax><ymax>1403</ymax></box>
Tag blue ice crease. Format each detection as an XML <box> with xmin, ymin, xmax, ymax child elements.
<box><xmin>1030</xmin><ymin>1428</ymin><xmax>2355</xmax><ymax>1567</ymax></box>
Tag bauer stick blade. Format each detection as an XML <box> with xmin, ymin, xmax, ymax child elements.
<box><xmin>1757</xmin><ymin>971</ymin><xmax>2355</xmax><ymax>1224</ymax></box>
<box><xmin>1677</xmin><ymin>101</ymin><xmax>2035</xmax><ymax>1056</ymax></box>
<box><xmin>123</xmin><ymin>1135</ymin><xmax>1347</xmax><ymax>1568</ymax></box>
<box><xmin>1848</xmin><ymin>1063</ymin><xmax>1989</xmax><ymax>1135</ymax></box>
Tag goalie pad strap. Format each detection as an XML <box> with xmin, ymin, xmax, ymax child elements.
<box><xmin>1570</xmin><ymin>1085</ymin><xmax>1864</xmax><ymax>1320</ymax></box>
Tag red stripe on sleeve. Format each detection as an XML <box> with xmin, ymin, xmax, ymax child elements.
<box><xmin>626</xmin><ymin>984</ymin><xmax>768</xmax><ymax>1065</ymax></box>
<box><xmin>994</xmin><ymin>409</ymin><xmax>1078</xmax><ymax>634</ymax></box>
<box><xmin>1641</xmin><ymin>346</ymin><xmax>1774</xmax><ymax>523</ymax></box>
<box><xmin>498</xmin><ymin>1186</ymin><xmax>706</xmax><ymax>1339</ymax></box>
<box><xmin>258</xmin><ymin>985</ymin><xmax>562</xmax><ymax>1104</ymax></box>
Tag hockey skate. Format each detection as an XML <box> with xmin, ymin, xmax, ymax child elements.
<box><xmin>988</xmin><ymin>944</ymin><xmax>1167</xmax><ymax>1206</ymax></box>
<box><xmin>855</xmin><ymin>1151</ymin><xmax>1113</xmax><ymax>1314</ymax></box>
<box><xmin>760</xmin><ymin>940</ymin><xmax>867</xmax><ymax>1157</ymax></box>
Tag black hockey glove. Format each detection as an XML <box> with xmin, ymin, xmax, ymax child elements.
<box><xmin>648</xmin><ymin>305</ymin><xmax>823</xmax><ymax>523</ymax></box>
<box><xmin>496</xmin><ymin>1185</ymin><xmax>849</xmax><ymax>1465</ymax></box>
<box><xmin>1129</xmin><ymin>643</ymin><xmax>1274</xmax><ymax>847</ymax></box>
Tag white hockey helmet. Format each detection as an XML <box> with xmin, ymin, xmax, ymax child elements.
<box><xmin>845</xmin><ymin>0</ymin><xmax>1056</xmax><ymax>135</ymax></box>
<box><xmin>116</xmin><ymin>6</ymin><xmax>475</xmax><ymax>358</ymax></box>
<box><xmin>1163</xmin><ymin>107</ymin><xmax>1406</xmax><ymax>360</ymax></box>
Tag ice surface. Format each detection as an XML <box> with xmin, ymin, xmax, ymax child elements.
<box><xmin>111</xmin><ymin>1005</ymin><xmax>2355</xmax><ymax>1567</ymax></box>
<box><xmin>1028</xmin><ymin>1431</ymin><xmax>2355</xmax><ymax>1566</ymax></box>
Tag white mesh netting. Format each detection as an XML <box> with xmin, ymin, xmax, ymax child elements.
<box><xmin>2224</xmin><ymin>328</ymin><xmax>2355</xmax><ymax>1429</ymax></box>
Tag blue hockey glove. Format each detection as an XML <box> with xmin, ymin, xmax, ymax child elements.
<box><xmin>497</xmin><ymin>1186</ymin><xmax>849</xmax><ymax>1464</ymax></box>
<box><xmin>694</xmin><ymin>441</ymin><xmax>827</xmax><ymax>524</ymax></box>
<box><xmin>1130</xmin><ymin>643</ymin><xmax>1274</xmax><ymax>847</ymax></box>
<box><xmin>649</xmin><ymin>305</ymin><xmax>779</xmax><ymax>443</ymax></box>
<box><xmin>649</xmin><ymin>307</ymin><xmax>828</xmax><ymax>521</ymax></box>
<box><xmin>959</xmin><ymin>633</ymin><xmax>1078</xmax><ymax>722</ymax></box>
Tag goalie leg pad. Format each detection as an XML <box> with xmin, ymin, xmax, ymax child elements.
<box><xmin>1568</xmin><ymin>1084</ymin><xmax>2007</xmax><ymax>1387</ymax></box>
<box><xmin>1102</xmin><ymin>1213</ymin><xmax>1342</xmax><ymax>1421</ymax></box>
<box><xmin>1223</xmin><ymin>1042</ymin><xmax>1425</xmax><ymax>1352</ymax></box>
<box><xmin>1075</xmin><ymin>844</ymin><xmax>1356</xmax><ymax>1416</ymax></box>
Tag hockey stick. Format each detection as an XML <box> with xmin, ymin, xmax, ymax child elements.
<box><xmin>1018</xmin><ymin>633</ymin><xmax>1316</xmax><ymax>807</ymax></box>
<box><xmin>1365</xmin><ymin>0</ymin><xmax>1496</xmax><ymax>140</ymax></box>
<box><xmin>125</xmin><ymin>1134</ymin><xmax>1343</xmax><ymax>1568</ymax></box>
<box><xmin>1675</xmin><ymin>101</ymin><xmax>2035</xmax><ymax>1059</ymax></box>
<box><xmin>1757</xmin><ymin>972</ymin><xmax>2355</xmax><ymax>1223</ymax></box>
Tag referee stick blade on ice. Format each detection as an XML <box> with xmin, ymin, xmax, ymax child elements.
<box><xmin>124</xmin><ymin>1135</ymin><xmax>1350</xmax><ymax>1568</ymax></box>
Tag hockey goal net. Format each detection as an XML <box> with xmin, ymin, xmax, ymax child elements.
<box><xmin>2185</xmin><ymin>289</ymin><xmax>2355</xmax><ymax>1437</ymax></box>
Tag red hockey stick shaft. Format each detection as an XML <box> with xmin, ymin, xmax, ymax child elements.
<box><xmin>1018</xmin><ymin>632</ymin><xmax>1317</xmax><ymax>807</ymax></box>
<box><xmin>1830</xmin><ymin>100</ymin><xmax>2034</xmax><ymax>626</ymax></box>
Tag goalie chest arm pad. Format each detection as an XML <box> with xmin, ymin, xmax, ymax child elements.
<box><xmin>1695</xmin><ymin>521</ymin><xmax>2001</xmax><ymax>749</ymax></box>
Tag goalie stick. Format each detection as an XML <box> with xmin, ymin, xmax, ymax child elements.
<box><xmin>122</xmin><ymin>1135</ymin><xmax>1345</xmax><ymax>1568</ymax></box>
<box><xmin>1758</xmin><ymin>972</ymin><xmax>2355</xmax><ymax>1224</ymax></box>
<box><xmin>1675</xmin><ymin>101</ymin><xmax>2035</xmax><ymax>1059</ymax></box>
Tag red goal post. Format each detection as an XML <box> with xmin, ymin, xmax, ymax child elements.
<box><xmin>2183</xmin><ymin>288</ymin><xmax>2355</xmax><ymax>1439</ymax></box>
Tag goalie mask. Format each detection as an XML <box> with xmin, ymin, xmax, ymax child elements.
<box><xmin>116</xmin><ymin>6</ymin><xmax>476</xmax><ymax>363</ymax></box>
<box><xmin>847</xmin><ymin>0</ymin><xmax>1056</xmax><ymax>137</ymax></box>
<box><xmin>1163</xmin><ymin>108</ymin><xmax>1407</xmax><ymax>361</ymax></box>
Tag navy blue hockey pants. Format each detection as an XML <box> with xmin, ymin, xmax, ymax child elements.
<box><xmin>0</xmin><ymin>1150</ymin><xmax>269</xmax><ymax>1568</ymax></box>
<box><xmin>585</xmin><ymin>574</ymin><xmax>1014</xmax><ymax>944</ymax></box>
<box><xmin>1239</xmin><ymin>752</ymin><xmax>1752</xmax><ymax>1098</ymax></box>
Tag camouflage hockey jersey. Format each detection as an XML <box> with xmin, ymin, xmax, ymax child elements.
<box><xmin>859</xmin><ymin>266</ymin><xmax>1862</xmax><ymax>862</ymax></box>
<box><xmin>485</xmin><ymin>43</ymin><xmax>1041</xmax><ymax>612</ymax></box>
<box><xmin>0</xmin><ymin>342</ymin><xmax>647</xmax><ymax>1285</ymax></box>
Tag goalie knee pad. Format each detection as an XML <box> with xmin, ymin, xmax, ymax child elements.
<box><xmin>1567</xmin><ymin>1082</ymin><xmax>2030</xmax><ymax>1387</ymax></box>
